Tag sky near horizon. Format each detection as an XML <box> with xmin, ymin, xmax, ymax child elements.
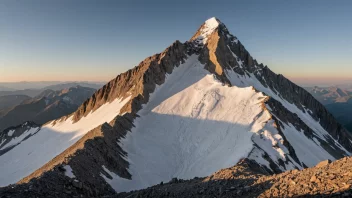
<box><xmin>0</xmin><ymin>0</ymin><xmax>352</xmax><ymax>85</ymax></box>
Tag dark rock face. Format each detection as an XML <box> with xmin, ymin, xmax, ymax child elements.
<box><xmin>324</xmin><ymin>101</ymin><xmax>352</xmax><ymax>133</ymax></box>
<box><xmin>0</xmin><ymin>167</ymin><xmax>102</xmax><ymax>198</ymax></box>
<box><xmin>0</xmin><ymin>122</ymin><xmax>41</xmax><ymax>156</ymax></box>
<box><xmin>255</xmin><ymin>67</ymin><xmax>352</xmax><ymax>152</ymax></box>
<box><xmin>266</xmin><ymin>98</ymin><xmax>349</xmax><ymax>160</ymax></box>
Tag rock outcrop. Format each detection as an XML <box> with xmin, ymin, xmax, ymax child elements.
<box><xmin>112</xmin><ymin>157</ymin><xmax>352</xmax><ymax>198</ymax></box>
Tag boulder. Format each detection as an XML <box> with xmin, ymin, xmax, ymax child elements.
<box><xmin>316</xmin><ymin>159</ymin><xmax>332</xmax><ymax>168</ymax></box>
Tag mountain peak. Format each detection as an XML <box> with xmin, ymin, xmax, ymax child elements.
<box><xmin>190</xmin><ymin>17</ymin><xmax>224</xmax><ymax>44</ymax></box>
<box><xmin>204</xmin><ymin>17</ymin><xmax>221</xmax><ymax>28</ymax></box>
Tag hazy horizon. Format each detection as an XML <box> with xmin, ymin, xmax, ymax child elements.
<box><xmin>0</xmin><ymin>80</ymin><xmax>106</xmax><ymax>90</ymax></box>
<box><xmin>2</xmin><ymin>78</ymin><xmax>352</xmax><ymax>89</ymax></box>
<box><xmin>1</xmin><ymin>0</ymin><xmax>352</xmax><ymax>85</ymax></box>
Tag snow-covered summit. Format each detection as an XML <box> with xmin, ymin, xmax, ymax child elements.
<box><xmin>192</xmin><ymin>17</ymin><xmax>222</xmax><ymax>44</ymax></box>
<box><xmin>204</xmin><ymin>17</ymin><xmax>221</xmax><ymax>29</ymax></box>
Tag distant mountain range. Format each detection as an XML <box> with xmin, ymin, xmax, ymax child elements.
<box><xmin>305</xmin><ymin>86</ymin><xmax>352</xmax><ymax>105</ymax></box>
<box><xmin>0</xmin><ymin>86</ymin><xmax>16</xmax><ymax>92</ymax></box>
<box><xmin>0</xmin><ymin>95</ymin><xmax>31</xmax><ymax>113</ymax></box>
<box><xmin>0</xmin><ymin>82</ymin><xmax>103</xmax><ymax>97</ymax></box>
<box><xmin>305</xmin><ymin>86</ymin><xmax>352</xmax><ymax>132</ymax></box>
<box><xmin>0</xmin><ymin>81</ymin><xmax>105</xmax><ymax>90</ymax></box>
<box><xmin>0</xmin><ymin>86</ymin><xmax>96</xmax><ymax>132</ymax></box>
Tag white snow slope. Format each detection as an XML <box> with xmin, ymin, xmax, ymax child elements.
<box><xmin>104</xmin><ymin>55</ymin><xmax>278</xmax><ymax>192</ymax></box>
<box><xmin>0</xmin><ymin>96</ymin><xmax>130</xmax><ymax>186</ymax></box>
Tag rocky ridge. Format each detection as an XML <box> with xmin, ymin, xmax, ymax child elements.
<box><xmin>2</xmin><ymin>157</ymin><xmax>352</xmax><ymax>197</ymax></box>
<box><xmin>113</xmin><ymin>157</ymin><xmax>352</xmax><ymax>198</ymax></box>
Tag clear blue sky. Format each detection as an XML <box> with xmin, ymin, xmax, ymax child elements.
<box><xmin>1</xmin><ymin>0</ymin><xmax>352</xmax><ymax>85</ymax></box>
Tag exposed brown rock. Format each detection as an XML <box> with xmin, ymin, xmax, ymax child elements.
<box><xmin>316</xmin><ymin>159</ymin><xmax>332</xmax><ymax>168</ymax></box>
<box><xmin>112</xmin><ymin>157</ymin><xmax>352</xmax><ymax>198</ymax></box>
<box><xmin>310</xmin><ymin>175</ymin><xmax>317</xmax><ymax>182</ymax></box>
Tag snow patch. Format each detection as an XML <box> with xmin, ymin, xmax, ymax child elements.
<box><xmin>195</xmin><ymin>17</ymin><xmax>220</xmax><ymax>44</ymax></box>
<box><xmin>7</xmin><ymin>130</ymin><xmax>15</xmax><ymax>137</ymax></box>
<box><xmin>2</xmin><ymin>128</ymin><xmax>39</xmax><ymax>150</ymax></box>
<box><xmin>64</xmin><ymin>165</ymin><xmax>75</xmax><ymax>178</ymax></box>
<box><xmin>249</xmin><ymin>149</ymin><xmax>272</xmax><ymax>171</ymax></box>
<box><xmin>278</xmin><ymin>121</ymin><xmax>335</xmax><ymax>167</ymax></box>
<box><xmin>62</xmin><ymin>96</ymin><xmax>73</xmax><ymax>104</ymax></box>
<box><xmin>250</xmin><ymin>120</ymin><xmax>299</xmax><ymax>171</ymax></box>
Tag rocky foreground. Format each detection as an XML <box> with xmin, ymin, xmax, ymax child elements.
<box><xmin>1</xmin><ymin>157</ymin><xmax>352</xmax><ymax>197</ymax></box>
<box><xmin>115</xmin><ymin>157</ymin><xmax>352</xmax><ymax>198</ymax></box>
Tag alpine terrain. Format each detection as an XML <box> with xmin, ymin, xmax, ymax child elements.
<box><xmin>0</xmin><ymin>95</ymin><xmax>31</xmax><ymax>113</ymax></box>
<box><xmin>0</xmin><ymin>86</ymin><xmax>96</xmax><ymax>132</ymax></box>
<box><xmin>306</xmin><ymin>86</ymin><xmax>352</xmax><ymax>105</ymax></box>
<box><xmin>305</xmin><ymin>86</ymin><xmax>352</xmax><ymax>132</ymax></box>
<box><xmin>0</xmin><ymin>17</ymin><xmax>352</xmax><ymax>197</ymax></box>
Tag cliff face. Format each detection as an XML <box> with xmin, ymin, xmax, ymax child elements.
<box><xmin>0</xmin><ymin>17</ymin><xmax>351</xmax><ymax>197</ymax></box>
